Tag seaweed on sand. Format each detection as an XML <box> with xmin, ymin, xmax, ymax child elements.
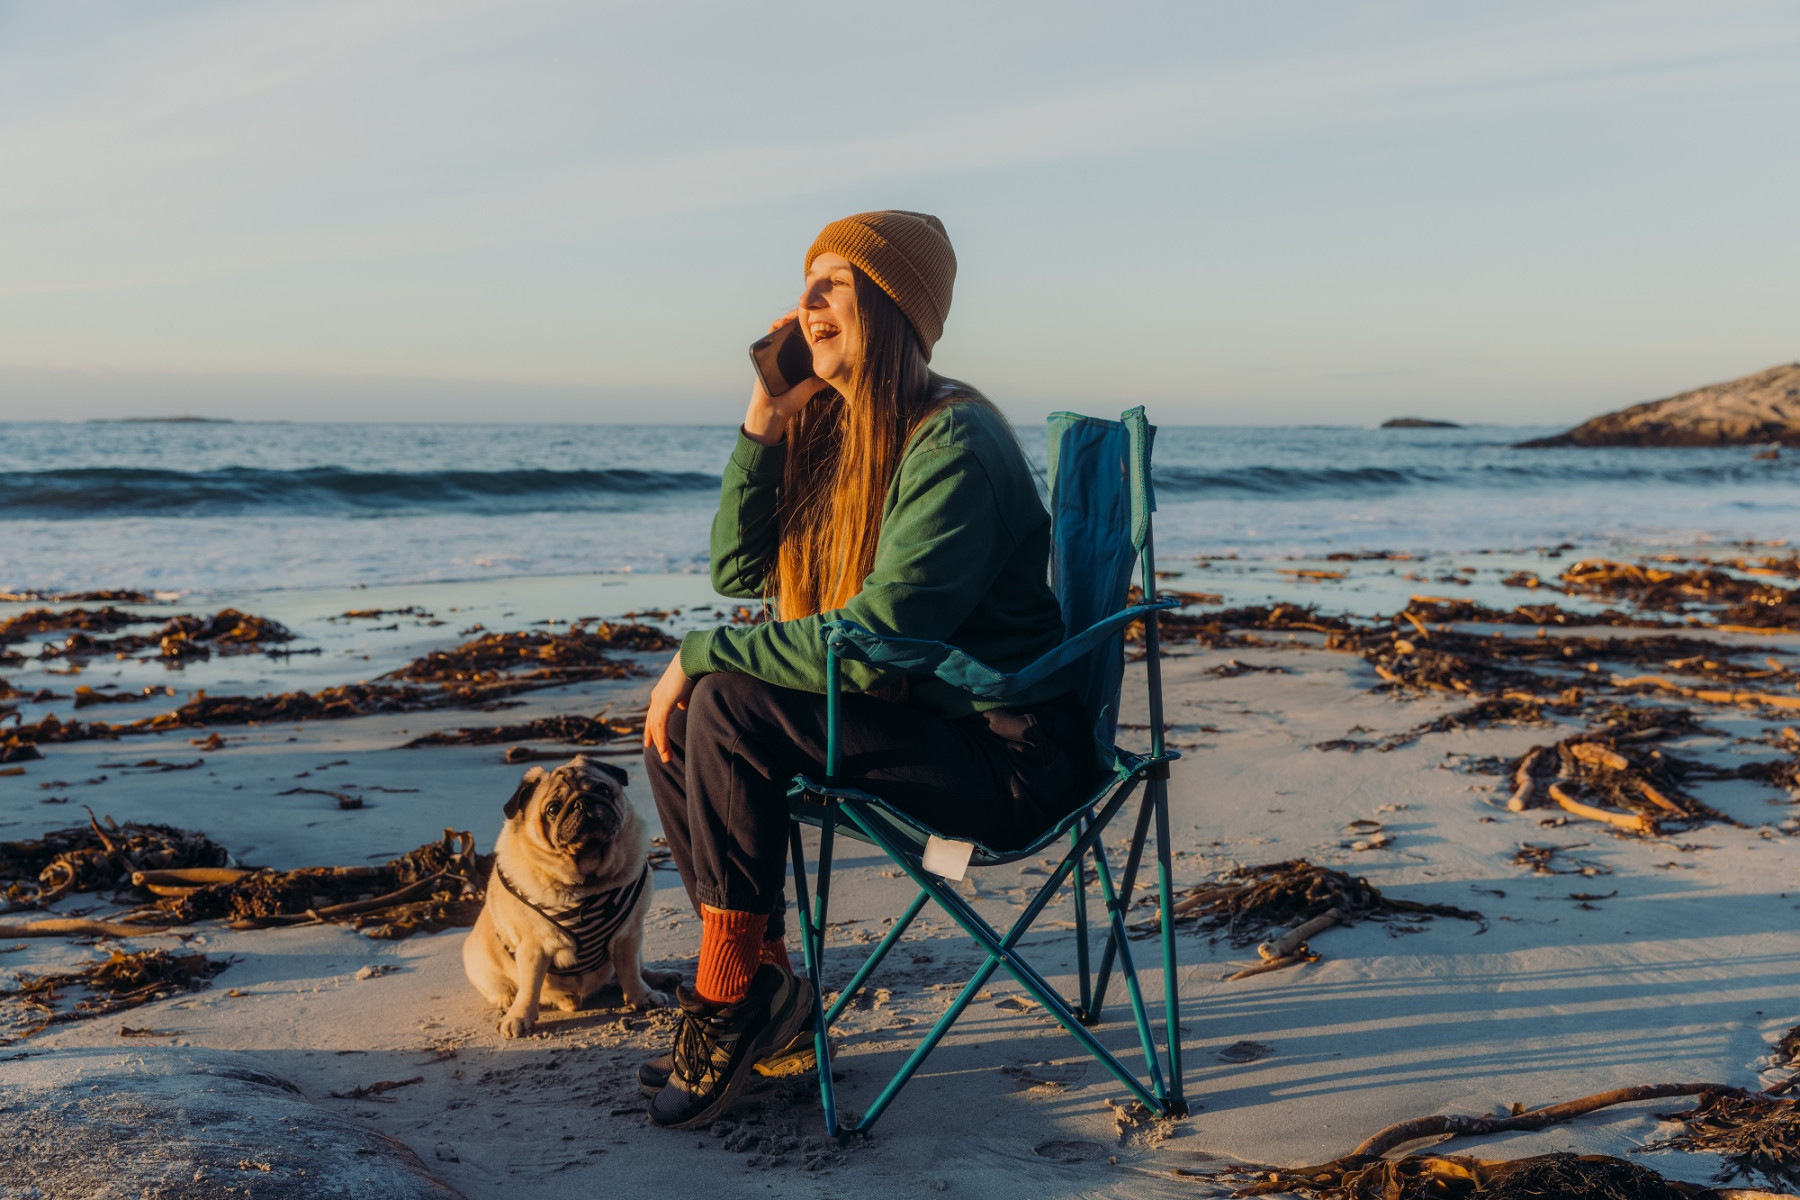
<box><xmin>1313</xmin><ymin>694</ymin><xmax>1558</xmax><ymax>753</ymax></box>
<box><xmin>402</xmin><ymin>708</ymin><xmax>643</xmax><ymax>749</ymax></box>
<box><xmin>1231</xmin><ymin>1152</ymin><xmax>1700</xmax><ymax>1199</ymax></box>
<box><xmin>1554</xmin><ymin>559</ymin><xmax>1800</xmax><ymax>629</ymax></box>
<box><xmin>1506</xmin><ymin>728</ymin><xmax>1740</xmax><ymax>835</ymax></box>
<box><xmin>1</xmin><ymin>813</ymin><xmax>229</xmax><ymax>908</ymax></box>
<box><xmin>1</xmin><ymin>949</ymin><xmax>229</xmax><ymax>1040</ymax></box>
<box><xmin>1645</xmin><ymin>1090</ymin><xmax>1800</xmax><ymax>1188</ymax></box>
<box><xmin>136</xmin><ymin>683</ymin><xmax>440</xmax><ymax>728</ymax></box>
<box><xmin>9</xmin><ymin>607</ymin><xmax>296</xmax><ymax>663</ymax></box>
<box><xmin>153</xmin><ymin>828</ymin><xmax>491</xmax><ymax>940</ymax></box>
<box><xmin>1409</xmin><ymin>594</ymin><xmax>1662</xmax><ymax>628</ymax></box>
<box><xmin>0</xmin><ymin>607</ymin><xmax>153</xmax><ymax>641</ymax></box>
<box><xmin>386</xmin><ymin>622</ymin><xmax>674</xmax><ymax>688</ymax></box>
<box><xmin>1131</xmin><ymin>600</ymin><xmax>1358</xmax><ymax>651</ymax></box>
<box><xmin>1</xmin><ymin>618</ymin><xmax>675</xmax><ymax>763</ymax></box>
<box><xmin>1219</xmin><ymin>1081</ymin><xmax>1800</xmax><ymax>1197</ymax></box>
<box><xmin>1161</xmin><ymin>859</ymin><xmax>1485</xmax><ymax>948</ymax></box>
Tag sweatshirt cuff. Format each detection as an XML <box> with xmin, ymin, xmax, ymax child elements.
<box><xmin>678</xmin><ymin>630</ymin><xmax>715</xmax><ymax>679</ymax></box>
<box><xmin>731</xmin><ymin>427</ymin><xmax>786</xmax><ymax>480</ymax></box>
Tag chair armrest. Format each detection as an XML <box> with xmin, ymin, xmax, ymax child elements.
<box><xmin>820</xmin><ymin>597</ymin><xmax>1179</xmax><ymax>703</ymax></box>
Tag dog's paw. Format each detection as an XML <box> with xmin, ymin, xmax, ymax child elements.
<box><xmin>628</xmin><ymin>987</ymin><xmax>674</xmax><ymax>1010</ymax></box>
<box><xmin>643</xmin><ymin>968</ymin><xmax>682</xmax><ymax>991</ymax></box>
<box><xmin>497</xmin><ymin>1012</ymin><xmax>537</xmax><ymax>1038</ymax></box>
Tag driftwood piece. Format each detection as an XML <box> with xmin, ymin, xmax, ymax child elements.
<box><xmin>1259</xmin><ymin>909</ymin><xmax>1343</xmax><ymax>961</ymax></box>
<box><xmin>1548</xmin><ymin>782</ymin><xmax>1655</xmax><ymax>834</ymax></box>
<box><xmin>1225</xmin><ymin>952</ymin><xmax>1317</xmax><ymax>982</ymax></box>
<box><xmin>1569</xmin><ymin>742</ymin><xmax>1631</xmax><ymax>771</ymax></box>
<box><xmin>0</xmin><ymin>918</ymin><xmax>170</xmax><ymax>938</ymax></box>
<box><xmin>1508</xmin><ymin>748</ymin><xmax>1543</xmax><ymax>812</ymax></box>
<box><xmin>1353</xmin><ymin>1082</ymin><xmax>1739</xmax><ymax>1157</ymax></box>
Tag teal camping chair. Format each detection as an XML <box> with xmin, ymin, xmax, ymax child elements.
<box><xmin>786</xmin><ymin>406</ymin><xmax>1186</xmax><ymax>1136</ymax></box>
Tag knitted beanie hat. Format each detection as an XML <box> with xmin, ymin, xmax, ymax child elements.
<box><xmin>805</xmin><ymin>210</ymin><xmax>956</xmax><ymax>359</ymax></box>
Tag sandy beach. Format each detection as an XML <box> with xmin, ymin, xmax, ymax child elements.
<box><xmin>4</xmin><ymin>553</ymin><xmax>1797</xmax><ymax>1198</ymax></box>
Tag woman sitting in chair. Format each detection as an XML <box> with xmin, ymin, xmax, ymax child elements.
<box><xmin>639</xmin><ymin>209</ymin><xmax>1094</xmax><ymax>1129</ymax></box>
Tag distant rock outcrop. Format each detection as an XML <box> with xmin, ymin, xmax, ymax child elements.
<box><xmin>1518</xmin><ymin>362</ymin><xmax>1800</xmax><ymax>448</ymax></box>
<box><xmin>1381</xmin><ymin>417</ymin><xmax>1462</xmax><ymax>429</ymax></box>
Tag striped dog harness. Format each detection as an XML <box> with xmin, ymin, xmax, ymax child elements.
<box><xmin>494</xmin><ymin>864</ymin><xmax>651</xmax><ymax>977</ymax></box>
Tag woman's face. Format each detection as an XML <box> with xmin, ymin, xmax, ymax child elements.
<box><xmin>799</xmin><ymin>251</ymin><xmax>859</xmax><ymax>388</ymax></box>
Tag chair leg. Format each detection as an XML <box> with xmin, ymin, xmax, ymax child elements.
<box><xmin>1152</xmin><ymin>774</ymin><xmax>1188</xmax><ymax>1115</ymax></box>
<box><xmin>1090</xmin><ymin>841</ymin><xmax>1167</xmax><ymax>1101</ymax></box>
<box><xmin>1071</xmin><ymin>823</ymin><xmax>1093</xmax><ymax>1021</ymax></box>
<box><xmin>789</xmin><ymin>818</ymin><xmax>841</xmax><ymax>1136</ymax></box>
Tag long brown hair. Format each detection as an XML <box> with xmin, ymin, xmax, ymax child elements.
<box><xmin>772</xmin><ymin>271</ymin><xmax>992</xmax><ymax>618</ymax></box>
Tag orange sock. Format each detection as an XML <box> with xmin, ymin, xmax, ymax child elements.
<box><xmin>695</xmin><ymin>907</ymin><xmax>768</xmax><ymax>1006</ymax></box>
<box><xmin>760</xmin><ymin>937</ymin><xmax>792</xmax><ymax>973</ymax></box>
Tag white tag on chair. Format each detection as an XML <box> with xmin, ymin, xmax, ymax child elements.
<box><xmin>922</xmin><ymin>835</ymin><xmax>975</xmax><ymax>882</ymax></box>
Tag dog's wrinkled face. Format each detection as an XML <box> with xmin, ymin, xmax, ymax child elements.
<box><xmin>504</xmin><ymin>756</ymin><xmax>631</xmax><ymax>875</ymax></box>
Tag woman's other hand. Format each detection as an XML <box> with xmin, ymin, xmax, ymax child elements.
<box><xmin>744</xmin><ymin>309</ymin><xmax>826</xmax><ymax>446</ymax></box>
<box><xmin>644</xmin><ymin>651</ymin><xmax>697</xmax><ymax>764</ymax></box>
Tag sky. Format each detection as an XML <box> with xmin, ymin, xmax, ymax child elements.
<box><xmin>0</xmin><ymin>0</ymin><xmax>1796</xmax><ymax>426</ymax></box>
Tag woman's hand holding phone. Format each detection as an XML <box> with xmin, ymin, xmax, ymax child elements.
<box><xmin>744</xmin><ymin>310</ymin><xmax>826</xmax><ymax>446</ymax></box>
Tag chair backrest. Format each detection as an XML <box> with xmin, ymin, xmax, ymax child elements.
<box><xmin>1046</xmin><ymin>407</ymin><xmax>1156</xmax><ymax>749</ymax></box>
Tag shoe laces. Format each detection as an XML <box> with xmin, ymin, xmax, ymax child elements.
<box><xmin>671</xmin><ymin>1007</ymin><xmax>732</xmax><ymax>1092</ymax></box>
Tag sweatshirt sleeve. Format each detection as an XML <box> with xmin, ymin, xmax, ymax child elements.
<box><xmin>707</xmin><ymin>428</ymin><xmax>786</xmax><ymax>600</ymax></box>
<box><xmin>679</xmin><ymin>441</ymin><xmax>1017</xmax><ymax>691</ymax></box>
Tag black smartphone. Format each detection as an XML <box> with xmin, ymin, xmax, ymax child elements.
<box><xmin>748</xmin><ymin>319</ymin><xmax>814</xmax><ymax>396</ymax></box>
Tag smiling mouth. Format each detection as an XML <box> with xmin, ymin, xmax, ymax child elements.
<box><xmin>808</xmin><ymin>321</ymin><xmax>840</xmax><ymax>344</ymax></box>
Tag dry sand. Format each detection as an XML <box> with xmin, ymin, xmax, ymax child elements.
<box><xmin>3</xmin><ymin>568</ymin><xmax>1798</xmax><ymax>1198</ymax></box>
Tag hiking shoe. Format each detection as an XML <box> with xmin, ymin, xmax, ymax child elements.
<box><xmin>646</xmin><ymin>964</ymin><xmax>809</xmax><ymax>1129</ymax></box>
<box><xmin>636</xmin><ymin>999</ymin><xmax>818</xmax><ymax>1097</ymax></box>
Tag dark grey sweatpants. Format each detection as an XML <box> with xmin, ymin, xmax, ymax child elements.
<box><xmin>643</xmin><ymin>671</ymin><xmax>1094</xmax><ymax>928</ymax></box>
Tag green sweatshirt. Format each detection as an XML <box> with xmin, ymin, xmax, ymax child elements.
<box><xmin>678</xmin><ymin>399</ymin><xmax>1067</xmax><ymax>718</ymax></box>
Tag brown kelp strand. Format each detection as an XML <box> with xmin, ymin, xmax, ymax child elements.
<box><xmin>1508</xmin><ymin>842</ymin><xmax>1613</xmax><ymax>876</ymax></box>
<box><xmin>386</xmin><ymin>622</ymin><xmax>675</xmax><ymax>685</ymax></box>
<box><xmin>5</xmin><ymin>607</ymin><xmax>297</xmax><ymax>663</ymax></box>
<box><xmin>1315</xmin><ymin>695</ymin><xmax>1562</xmax><ymax>754</ymax></box>
<box><xmin>1</xmin><ymin>814</ymin><xmax>230</xmax><ymax>908</ymax></box>
<box><xmin>1160</xmin><ymin>859</ymin><xmax>1485</xmax><ymax>948</ymax></box>
<box><xmin>1130</xmin><ymin>600</ymin><xmax>1360</xmax><ymax>650</ymax></box>
<box><xmin>403</xmin><ymin>709</ymin><xmax>644</xmax><ymax>749</ymax></box>
<box><xmin>1405</xmin><ymin>594</ymin><xmax>1664</xmax><ymax>628</ymax></box>
<box><xmin>0</xmin><ymin>606</ymin><xmax>155</xmax><ymax>640</ymax></box>
<box><xmin>1</xmin><ymin>949</ymin><xmax>230</xmax><ymax>1041</ymax></box>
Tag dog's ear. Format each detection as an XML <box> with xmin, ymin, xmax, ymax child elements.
<box><xmin>502</xmin><ymin>767</ymin><xmax>546</xmax><ymax>820</ymax></box>
<box><xmin>588</xmin><ymin>760</ymin><xmax>629</xmax><ymax>790</ymax></box>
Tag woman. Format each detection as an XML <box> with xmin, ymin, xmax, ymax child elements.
<box><xmin>639</xmin><ymin>210</ymin><xmax>1093</xmax><ymax>1129</ymax></box>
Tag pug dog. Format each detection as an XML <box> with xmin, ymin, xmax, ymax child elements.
<box><xmin>463</xmin><ymin>755</ymin><xmax>678</xmax><ymax>1037</ymax></box>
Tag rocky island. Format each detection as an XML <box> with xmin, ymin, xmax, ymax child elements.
<box><xmin>1380</xmin><ymin>417</ymin><xmax>1461</xmax><ymax>428</ymax></box>
<box><xmin>1518</xmin><ymin>361</ymin><xmax>1800</xmax><ymax>448</ymax></box>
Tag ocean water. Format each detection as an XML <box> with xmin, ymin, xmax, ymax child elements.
<box><xmin>2</xmin><ymin>419</ymin><xmax>1796</xmax><ymax>595</ymax></box>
